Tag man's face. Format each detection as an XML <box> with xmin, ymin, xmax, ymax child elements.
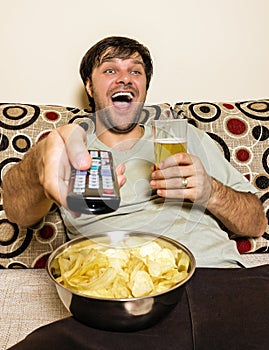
<box><xmin>86</xmin><ymin>52</ymin><xmax>148</xmax><ymax>134</ymax></box>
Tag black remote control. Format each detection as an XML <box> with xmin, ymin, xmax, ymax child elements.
<box><xmin>67</xmin><ymin>150</ymin><xmax>121</xmax><ymax>214</ymax></box>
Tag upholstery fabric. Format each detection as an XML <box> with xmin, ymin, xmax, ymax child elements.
<box><xmin>0</xmin><ymin>269</ymin><xmax>70</xmax><ymax>349</ymax></box>
<box><xmin>174</xmin><ymin>99</ymin><xmax>269</xmax><ymax>253</ymax></box>
<box><xmin>0</xmin><ymin>103</ymin><xmax>170</xmax><ymax>268</ymax></box>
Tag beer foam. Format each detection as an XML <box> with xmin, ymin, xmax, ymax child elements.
<box><xmin>154</xmin><ymin>138</ymin><xmax>186</xmax><ymax>143</ymax></box>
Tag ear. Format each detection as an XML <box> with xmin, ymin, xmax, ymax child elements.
<box><xmin>85</xmin><ymin>78</ymin><xmax>93</xmax><ymax>97</ymax></box>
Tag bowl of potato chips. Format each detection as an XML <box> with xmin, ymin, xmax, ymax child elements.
<box><xmin>47</xmin><ymin>231</ymin><xmax>196</xmax><ymax>331</ymax></box>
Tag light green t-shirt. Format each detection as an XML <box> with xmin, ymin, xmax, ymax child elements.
<box><xmin>61</xmin><ymin>124</ymin><xmax>256</xmax><ymax>268</ymax></box>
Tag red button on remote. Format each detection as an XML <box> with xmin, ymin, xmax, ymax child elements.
<box><xmin>104</xmin><ymin>189</ymin><xmax>114</xmax><ymax>194</ymax></box>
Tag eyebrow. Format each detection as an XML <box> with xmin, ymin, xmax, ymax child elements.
<box><xmin>100</xmin><ymin>57</ymin><xmax>145</xmax><ymax>67</ymax></box>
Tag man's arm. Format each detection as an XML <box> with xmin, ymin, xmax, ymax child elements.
<box><xmin>2</xmin><ymin>142</ymin><xmax>52</xmax><ymax>227</ymax></box>
<box><xmin>2</xmin><ymin>124</ymin><xmax>91</xmax><ymax>227</ymax></box>
<box><xmin>206</xmin><ymin>178</ymin><xmax>267</xmax><ymax>237</ymax></box>
<box><xmin>150</xmin><ymin>153</ymin><xmax>267</xmax><ymax>238</ymax></box>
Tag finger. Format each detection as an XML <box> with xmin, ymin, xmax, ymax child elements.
<box><xmin>157</xmin><ymin>152</ymin><xmax>193</xmax><ymax>169</ymax></box>
<box><xmin>156</xmin><ymin>187</ymin><xmax>194</xmax><ymax>199</ymax></box>
<box><xmin>57</xmin><ymin>124</ymin><xmax>92</xmax><ymax>170</ymax></box>
<box><xmin>115</xmin><ymin>163</ymin><xmax>126</xmax><ymax>187</ymax></box>
<box><xmin>150</xmin><ymin>176</ymin><xmax>194</xmax><ymax>190</ymax></box>
<box><xmin>152</xmin><ymin>165</ymin><xmax>193</xmax><ymax>180</ymax></box>
<box><xmin>41</xmin><ymin>142</ymin><xmax>70</xmax><ymax>207</ymax></box>
<box><xmin>40</xmin><ymin>127</ymin><xmax>84</xmax><ymax>207</ymax></box>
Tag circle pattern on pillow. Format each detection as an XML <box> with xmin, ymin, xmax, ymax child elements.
<box><xmin>0</xmin><ymin>104</ymin><xmax>40</xmax><ymax>130</ymax></box>
<box><xmin>12</xmin><ymin>134</ymin><xmax>32</xmax><ymax>153</ymax></box>
<box><xmin>42</xmin><ymin>110</ymin><xmax>61</xmax><ymax>122</ymax></box>
<box><xmin>225</xmin><ymin>116</ymin><xmax>248</xmax><ymax>137</ymax></box>
<box><xmin>189</xmin><ymin>102</ymin><xmax>221</xmax><ymax>122</ymax></box>
<box><xmin>236</xmin><ymin>101</ymin><xmax>269</xmax><ymax>121</ymax></box>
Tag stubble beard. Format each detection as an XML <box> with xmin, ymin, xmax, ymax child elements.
<box><xmin>96</xmin><ymin>103</ymin><xmax>144</xmax><ymax>135</ymax></box>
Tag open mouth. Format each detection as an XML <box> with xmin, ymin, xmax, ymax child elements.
<box><xmin>111</xmin><ymin>92</ymin><xmax>134</xmax><ymax>107</ymax></box>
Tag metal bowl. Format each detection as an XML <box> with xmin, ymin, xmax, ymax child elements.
<box><xmin>47</xmin><ymin>231</ymin><xmax>196</xmax><ymax>332</ymax></box>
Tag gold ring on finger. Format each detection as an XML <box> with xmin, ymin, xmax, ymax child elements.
<box><xmin>181</xmin><ymin>177</ymin><xmax>188</xmax><ymax>188</ymax></box>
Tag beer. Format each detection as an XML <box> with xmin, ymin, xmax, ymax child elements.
<box><xmin>154</xmin><ymin>138</ymin><xmax>187</xmax><ymax>166</ymax></box>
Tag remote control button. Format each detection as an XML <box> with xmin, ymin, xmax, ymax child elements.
<box><xmin>73</xmin><ymin>170</ymin><xmax>87</xmax><ymax>193</ymax></box>
<box><xmin>90</xmin><ymin>150</ymin><xmax>99</xmax><ymax>158</ymax></box>
<box><xmin>75</xmin><ymin>170</ymin><xmax>88</xmax><ymax>175</ymax></box>
<box><xmin>73</xmin><ymin>188</ymin><xmax>85</xmax><ymax>194</ymax></box>
<box><xmin>101</xmin><ymin>151</ymin><xmax>109</xmax><ymax>158</ymax></box>
<box><xmin>102</xmin><ymin>176</ymin><xmax>114</xmax><ymax>190</ymax></box>
<box><xmin>88</xmin><ymin>174</ymin><xmax>99</xmax><ymax>188</ymax></box>
<box><xmin>101</xmin><ymin>165</ymin><xmax>112</xmax><ymax>176</ymax></box>
<box><xmin>103</xmin><ymin>189</ymin><xmax>114</xmax><ymax>194</ymax></box>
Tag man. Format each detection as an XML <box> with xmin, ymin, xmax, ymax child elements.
<box><xmin>3</xmin><ymin>36</ymin><xmax>269</xmax><ymax>350</ymax></box>
<box><xmin>2</xmin><ymin>36</ymin><xmax>267</xmax><ymax>268</ymax></box>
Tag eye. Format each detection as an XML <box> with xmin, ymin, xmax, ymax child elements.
<box><xmin>104</xmin><ymin>68</ymin><xmax>115</xmax><ymax>74</ymax></box>
<box><xmin>131</xmin><ymin>70</ymin><xmax>142</xmax><ymax>75</ymax></box>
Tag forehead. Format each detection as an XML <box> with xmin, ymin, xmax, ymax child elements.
<box><xmin>98</xmin><ymin>48</ymin><xmax>144</xmax><ymax>66</ymax></box>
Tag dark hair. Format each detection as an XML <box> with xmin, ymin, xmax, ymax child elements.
<box><xmin>80</xmin><ymin>36</ymin><xmax>153</xmax><ymax>109</ymax></box>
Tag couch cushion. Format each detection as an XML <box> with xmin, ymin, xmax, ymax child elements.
<box><xmin>0</xmin><ymin>102</ymin><xmax>170</xmax><ymax>268</ymax></box>
<box><xmin>174</xmin><ymin>99</ymin><xmax>269</xmax><ymax>253</ymax></box>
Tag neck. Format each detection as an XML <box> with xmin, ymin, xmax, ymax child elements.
<box><xmin>96</xmin><ymin>122</ymin><xmax>144</xmax><ymax>151</ymax></box>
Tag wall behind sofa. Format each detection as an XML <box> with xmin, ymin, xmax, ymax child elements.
<box><xmin>0</xmin><ymin>0</ymin><xmax>268</xmax><ymax>108</ymax></box>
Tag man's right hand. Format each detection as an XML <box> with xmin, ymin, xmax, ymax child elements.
<box><xmin>38</xmin><ymin>124</ymin><xmax>92</xmax><ymax>210</ymax></box>
<box><xmin>2</xmin><ymin>124</ymin><xmax>91</xmax><ymax>226</ymax></box>
<box><xmin>39</xmin><ymin>124</ymin><xmax>126</xmax><ymax>212</ymax></box>
<box><xmin>3</xmin><ymin>123</ymin><xmax>127</xmax><ymax>226</ymax></box>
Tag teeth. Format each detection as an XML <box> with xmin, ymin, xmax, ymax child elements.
<box><xmin>112</xmin><ymin>92</ymin><xmax>133</xmax><ymax>99</ymax></box>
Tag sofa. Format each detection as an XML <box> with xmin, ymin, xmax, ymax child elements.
<box><xmin>0</xmin><ymin>99</ymin><xmax>269</xmax><ymax>348</ymax></box>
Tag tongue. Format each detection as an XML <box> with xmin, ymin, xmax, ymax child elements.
<box><xmin>113</xmin><ymin>101</ymin><xmax>131</xmax><ymax>108</ymax></box>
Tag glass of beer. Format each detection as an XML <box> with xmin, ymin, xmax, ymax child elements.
<box><xmin>153</xmin><ymin>119</ymin><xmax>187</xmax><ymax>168</ymax></box>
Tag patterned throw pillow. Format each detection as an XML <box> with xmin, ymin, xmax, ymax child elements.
<box><xmin>173</xmin><ymin>99</ymin><xmax>269</xmax><ymax>253</ymax></box>
<box><xmin>0</xmin><ymin>102</ymin><xmax>171</xmax><ymax>268</ymax></box>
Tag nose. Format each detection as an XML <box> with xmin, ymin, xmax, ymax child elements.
<box><xmin>116</xmin><ymin>71</ymin><xmax>132</xmax><ymax>85</ymax></box>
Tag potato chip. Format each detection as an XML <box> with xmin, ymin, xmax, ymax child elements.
<box><xmin>130</xmin><ymin>270</ymin><xmax>154</xmax><ymax>297</ymax></box>
<box><xmin>53</xmin><ymin>238</ymin><xmax>190</xmax><ymax>299</ymax></box>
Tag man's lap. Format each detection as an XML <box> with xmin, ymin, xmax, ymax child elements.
<box><xmin>9</xmin><ymin>265</ymin><xmax>269</xmax><ymax>350</ymax></box>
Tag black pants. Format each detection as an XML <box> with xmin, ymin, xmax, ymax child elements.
<box><xmin>9</xmin><ymin>265</ymin><xmax>269</xmax><ymax>350</ymax></box>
